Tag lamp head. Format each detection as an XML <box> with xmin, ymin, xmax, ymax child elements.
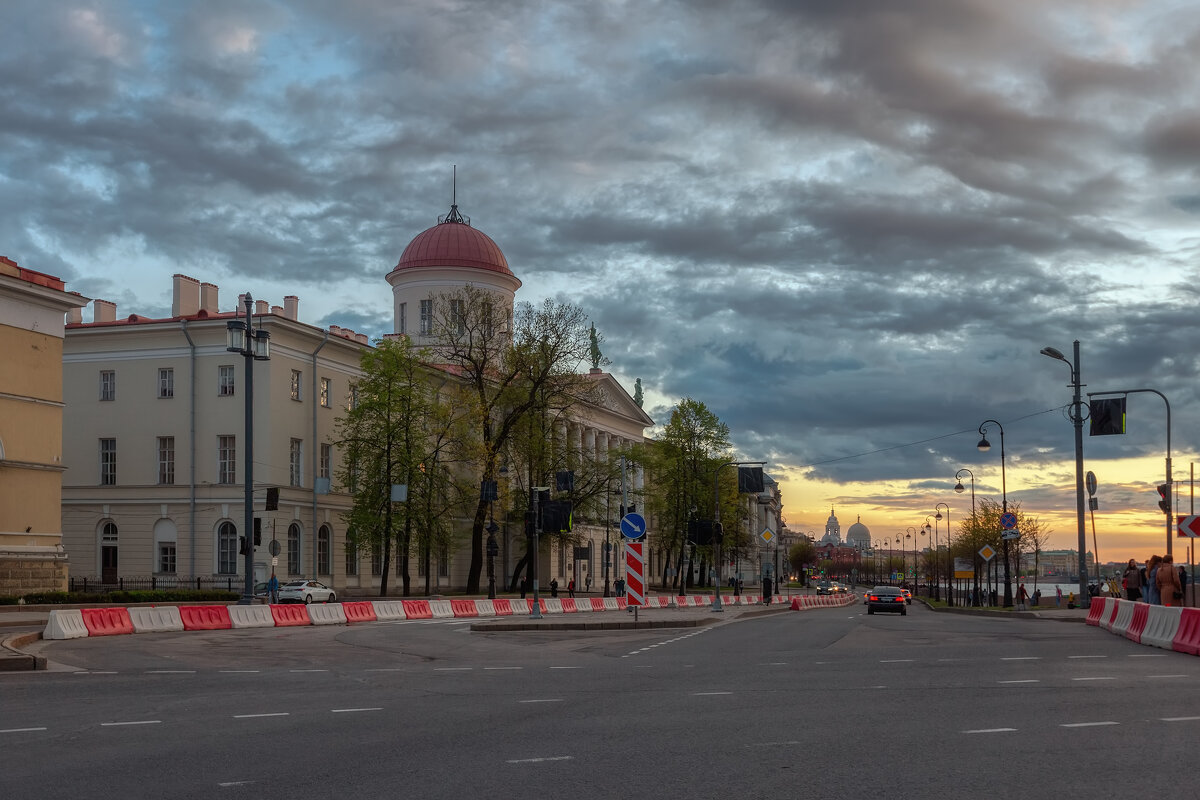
<box><xmin>935</xmin><ymin>510</ymin><xmax>943</xmax><ymax>521</ymax></box>
<box><xmin>977</xmin><ymin>436</ymin><xmax>991</xmax><ymax>452</ymax></box>
<box><xmin>954</xmin><ymin>480</ymin><xmax>965</xmax><ymax>493</ymax></box>
<box><xmin>1040</xmin><ymin>346</ymin><xmax>1066</xmax><ymax>362</ymax></box>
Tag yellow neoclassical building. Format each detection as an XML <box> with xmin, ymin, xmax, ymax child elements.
<box><xmin>0</xmin><ymin>256</ymin><xmax>89</xmax><ymax>595</ymax></box>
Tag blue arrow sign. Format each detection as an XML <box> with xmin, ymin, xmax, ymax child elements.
<box><xmin>620</xmin><ymin>512</ymin><xmax>647</xmax><ymax>540</ymax></box>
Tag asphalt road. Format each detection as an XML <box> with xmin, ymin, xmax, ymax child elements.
<box><xmin>2</xmin><ymin>603</ymin><xmax>1196</xmax><ymax>799</ymax></box>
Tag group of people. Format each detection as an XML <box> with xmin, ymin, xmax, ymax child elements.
<box><xmin>1122</xmin><ymin>555</ymin><xmax>1188</xmax><ymax>606</ymax></box>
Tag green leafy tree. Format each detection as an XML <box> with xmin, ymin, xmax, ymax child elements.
<box><xmin>788</xmin><ymin>538</ymin><xmax>817</xmax><ymax>583</ymax></box>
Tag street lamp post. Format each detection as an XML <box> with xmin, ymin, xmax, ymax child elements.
<box><xmin>906</xmin><ymin>527</ymin><xmax>918</xmax><ymax>592</ymax></box>
<box><xmin>977</xmin><ymin>419</ymin><xmax>1013</xmax><ymax>607</ymax></box>
<box><xmin>955</xmin><ymin>468</ymin><xmax>978</xmax><ymax>606</ymax></box>
<box><xmin>225</xmin><ymin>293</ymin><xmax>270</xmax><ymax>605</ymax></box>
<box><xmin>936</xmin><ymin>502</ymin><xmax>952</xmax><ymax>606</ymax></box>
<box><xmin>712</xmin><ymin>460</ymin><xmax>765</xmax><ymax>612</ymax></box>
<box><xmin>925</xmin><ymin>517</ymin><xmax>938</xmax><ymax>600</ymax></box>
<box><xmin>1041</xmin><ymin>342</ymin><xmax>1090</xmax><ymax>608</ymax></box>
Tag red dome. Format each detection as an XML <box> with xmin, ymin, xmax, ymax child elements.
<box><xmin>390</xmin><ymin>220</ymin><xmax>512</xmax><ymax>276</ymax></box>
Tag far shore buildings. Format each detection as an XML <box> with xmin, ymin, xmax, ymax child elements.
<box><xmin>58</xmin><ymin>203</ymin><xmax>654</xmax><ymax>595</ymax></box>
<box><xmin>0</xmin><ymin>257</ymin><xmax>88</xmax><ymax>594</ymax></box>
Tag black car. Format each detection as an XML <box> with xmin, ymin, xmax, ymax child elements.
<box><xmin>867</xmin><ymin>586</ymin><xmax>907</xmax><ymax>615</ymax></box>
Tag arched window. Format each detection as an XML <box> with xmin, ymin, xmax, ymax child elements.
<box><xmin>344</xmin><ymin>529</ymin><xmax>358</xmax><ymax>576</ymax></box>
<box><xmin>100</xmin><ymin>521</ymin><xmax>119</xmax><ymax>583</ymax></box>
<box><xmin>217</xmin><ymin>522</ymin><xmax>238</xmax><ymax>575</ymax></box>
<box><xmin>288</xmin><ymin>523</ymin><xmax>301</xmax><ymax>575</ymax></box>
<box><xmin>317</xmin><ymin>525</ymin><xmax>331</xmax><ymax>576</ymax></box>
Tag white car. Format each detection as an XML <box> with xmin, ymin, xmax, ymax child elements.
<box><xmin>278</xmin><ymin>579</ymin><xmax>336</xmax><ymax>604</ymax></box>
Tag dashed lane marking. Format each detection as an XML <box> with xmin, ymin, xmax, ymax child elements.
<box><xmin>519</xmin><ymin>699</ymin><xmax>563</xmax><ymax>704</ymax></box>
<box><xmin>1071</xmin><ymin>677</ymin><xmax>1115</xmax><ymax>681</ymax></box>
<box><xmin>1162</xmin><ymin>716</ymin><xmax>1200</xmax><ymax>722</ymax></box>
<box><xmin>999</xmin><ymin>680</ymin><xmax>1039</xmax><ymax>684</ymax></box>
<box><xmin>964</xmin><ymin>728</ymin><xmax>1017</xmax><ymax>734</ymax></box>
<box><xmin>332</xmin><ymin>708</ymin><xmax>382</xmax><ymax>713</ymax></box>
<box><xmin>234</xmin><ymin>713</ymin><xmax>289</xmax><ymax>719</ymax></box>
<box><xmin>146</xmin><ymin>670</ymin><xmax>196</xmax><ymax>674</ymax></box>
<box><xmin>101</xmin><ymin>720</ymin><xmax>161</xmax><ymax>727</ymax></box>
<box><xmin>1</xmin><ymin>727</ymin><xmax>47</xmax><ymax>734</ymax></box>
<box><xmin>505</xmin><ymin>756</ymin><xmax>573</xmax><ymax>764</ymax></box>
<box><xmin>1001</xmin><ymin>657</ymin><xmax>1040</xmax><ymax>661</ymax></box>
<box><xmin>691</xmin><ymin>692</ymin><xmax>733</xmax><ymax>696</ymax></box>
<box><xmin>1068</xmin><ymin>655</ymin><xmax>1107</xmax><ymax>659</ymax></box>
<box><xmin>1061</xmin><ymin>721</ymin><xmax>1118</xmax><ymax>728</ymax></box>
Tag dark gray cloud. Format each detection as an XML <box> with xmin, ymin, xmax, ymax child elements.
<box><xmin>3</xmin><ymin>0</ymin><xmax>1198</xmax><ymax>555</ymax></box>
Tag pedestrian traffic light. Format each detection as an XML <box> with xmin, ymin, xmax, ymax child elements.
<box><xmin>1158</xmin><ymin>483</ymin><xmax>1172</xmax><ymax>514</ymax></box>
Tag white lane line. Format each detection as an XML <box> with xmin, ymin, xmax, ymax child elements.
<box><xmin>101</xmin><ymin>720</ymin><xmax>161</xmax><ymax>727</ymax></box>
<box><xmin>332</xmin><ymin>708</ymin><xmax>382</xmax><ymax>713</ymax></box>
<box><xmin>519</xmin><ymin>699</ymin><xmax>563</xmax><ymax>704</ymax></box>
<box><xmin>234</xmin><ymin>713</ymin><xmax>289</xmax><ymax>719</ymax></box>
<box><xmin>1001</xmin><ymin>657</ymin><xmax>1040</xmax><ymax>661</ymax></box>
<box><xmin>692</xmin><ymin>692</ymin><xmax>733</xmax><ymax>696</ymax></box>
<box><xmin>1162</xmin><ymin>716</ymin><xmax>1200</xmax><ymax>722</ymax></box>
<box><xmin>1071</xmin><ymin>677</ymin><xmax>1115</xmax><ymax>682</ymax></box>
<box><xmin>999</xmin><ymin>679</ymin><xmax>1039</xmax><ymax>684</ymax></box>
<box><xmin>146</xmin><ymin>670</ymin><xmax>196</xmax><ymax>674</ymax></box>
<box><xmin>218</xmin><ymin>782</ymin><xmax>256</xmax><ymax>787</ymax></box>
<box><xmin>880</xmin><ymin>659</ymin><xmax>914</xmax><ymax>663</ymax></box>
<box><xmin>483</xmin><ymin>666</ymin><xmax>522</xmax><ymax>671</ymax></box>
<box><xmin>1061</xmin><ymin>721</ymin><xmax>1118</xmax><ymax>728</ymax></box>
<box><xmin>288</xmin><ymin>669</ymin><xmax>328</xmax><ymax>673</ymax></box>
<box><xmin>549</xmin><ymin>666</ymin><xmax>582</xmax><ymax>670</ymax></box>
<box><xmin>1</xmin><ymin>727</ymin><xmax>48</xmax><ymax>734</ymax></box>
<box><xmin>1149</xmin><ymin>675</ymin><xmax>1189</xmax><ymax>679</ymax></box>
<box><xmin>220</xmin><ymin>670</ymin><xmax>261</xmax><ymax>673</ymax></box>
<box><xmin>505</xmin><ymin>756</ymin><xmax>573</xmax><ymax>764</ymax></box>
<box><xmin>964</xmin><ymin>728</ymin><xmax>1017</xmax><ymax>734</ymax></box>
<box><xmin>1068</xmin><ymin>655</ymin><xmax>1107</xmax><ymax>659</ymax></box>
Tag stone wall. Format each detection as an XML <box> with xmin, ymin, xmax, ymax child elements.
<box><xmin>0</xmin><ymin>554</ymin><xmax>69</xmax><ymax>597</ymax></box>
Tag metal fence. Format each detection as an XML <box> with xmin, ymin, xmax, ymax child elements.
<box><xmin>67</xmin><ymin>575</ymin><xmax>245</xmax><ymax>593</ymax></box>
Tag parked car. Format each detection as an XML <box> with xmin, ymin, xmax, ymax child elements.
<box><xmin>278</xmin><ymin>579</ymin><xmax>336</xmax><ymax>604</ymax></box>
<box><xmin>867</xmin><ymin>586</ymin><xmax>907</xmax><ymax>615</ymax></box>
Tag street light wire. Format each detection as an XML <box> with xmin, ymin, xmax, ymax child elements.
<box><xmin>794</xmin><ymin>406</ymin><xmax>1064</xmax><ymax>469</ymax></box>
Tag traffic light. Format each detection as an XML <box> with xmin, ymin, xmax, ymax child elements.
<box><xmin>1158</xmin><ymin>483</ymin><xmax>1172</xmax><ymax>514</ymax></box>
<box><xmin>253</xmin><ymin>518</ymin><xmax>262</xmax><ymax>546</ymax></box>
<box><xmin>239</xmin><ymin>536</ymin><xmax>248</xmax><ymax>556</ymax></box>
<box><xmin>265</xmin><ymin>487</ymin><xmax>279</xmax><ymax>511</ymax></box>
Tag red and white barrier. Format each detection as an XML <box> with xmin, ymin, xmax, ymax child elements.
<box><xmin>1172</xmin><ymin>607</ymin><xmax>1200</xmax><ymax>655</ymax></box>
<box><xmin>129</xmin><ymin>606</ymin><xmax>184</xmax><ymax>633</ymax></box>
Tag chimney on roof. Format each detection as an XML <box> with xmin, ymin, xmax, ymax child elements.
<box><xmin>284</xmin><ymin>295</ymin><xmax>299</xmax><ymax>321</ymax></box>
<box><xmin>355</xmin><ymin>333</ymin><xmax>369</xmax><ymax>344</ymax></box>
<box><xmin>255</xmin><ymin>300</ymin><xmax>268</xmax><ymax>315</ymax></box>
<box><xmin>67</xmin><ymin>306</ymin><xmax>83</xmax><ymax>324</ymax></box>
<box><xmin>271</xmin><ymin>305</ymin><xmax>283</xmax><ymax>316</ymax></box>
<box><xmin>172</xmin><ymin>274</ymin><xmax>200</xmax><ymax>317</ymax></box>
<box><xmin>329</xmin><ymin>325</ymin><xmax>341</xmax><ymax>336</ymax></box>
<box><xmin>93</xmin><ymin>300</ymin><xmax>116</xmax><ymax>323</ymax></box>
<box><xmin>201</xmin><ymin>282</ymin><xmax>218</xmax><ymax>314</ymax></box>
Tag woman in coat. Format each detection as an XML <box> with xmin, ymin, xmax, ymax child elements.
<box><xmin>1145</xmin><ymin>556</ymin><xmax>1162</xmax><ymax>605</ymax></box>
<box><xmin>1122</xmin><ymin>559</ymin><xmax>1143</xmax><ymax>601</ymax></box>
<box><xmin>1157</xmin><ymin>554</ymin><xmax>1182</xmax><ymax>607</ymax></box>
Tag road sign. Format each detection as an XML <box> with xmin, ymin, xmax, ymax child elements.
<box><xmin>1085</xmin><ymin>471</ymin><xmax>1097</xmax><ymax>496</ymax></box>
<box><xmin>1001</xmin><ymin>530</ymin><xmax>1019</xmax><ymax>540</ymax></box>
<box><xmin>759</xmin><ymin>527</ymin><xmax>774</xmax><ymax>544</ymax></box>
<box><xmin>620</xmin><ymin>512</ymin><xmax>647</xmax><ymax>540</ymax></box>
<box><xmin>978</xmin><ymin>544</ymin><xmax>996</xmax><ymax>561</ymax></box>
<box><xmin>268</xmin><ymin>539</ymin><xmax>281</xmax><ymax>557</ymax></box>
<box><xmin>1000</xmin><ymin>512</ymin><xmax>1017</xmax><ymax>530</ymax></box>
<box><xmin>1177</xmin><ymin>515</ymin><xmax>1200</xmax><ymax>538</ymax></box>
<box><xmin>624</xmin><ymin>542</ymin><xmax>645</xmax><ymax>607</ymax></box>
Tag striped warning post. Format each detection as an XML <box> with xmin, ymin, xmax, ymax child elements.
<box><xmin>624</xmin><ymin>541</ymin><xmax>645</xmax><ymax>607</ymax></box>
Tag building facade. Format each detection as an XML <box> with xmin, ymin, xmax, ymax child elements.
<box><xmin>0</xmin><ymin>256</ymin><xmax>89</xmax><ymax>595</ymax></box>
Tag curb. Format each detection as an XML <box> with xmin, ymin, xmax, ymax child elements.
<box><xmin>1</xmin><ymin>631</ymin><xmax>45</xmax><ymax>671</ymax></box>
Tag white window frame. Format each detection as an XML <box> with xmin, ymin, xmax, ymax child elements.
<box><xmin>99</xmin><ymin>438</ymin><xmax>116</xmax><ymax>485</ymax></box>
<box><xmin>158</xmin><ymin>367</ymin><xmax>174</xmax><ymax>399</ymax></box>
<box><xmin>319</xmin><ymin>443</ymin><xmax>332</xmax><ymax>480</ymax></box>
<box><xmin>218</xmin><ymin>435</ymin><xmax>236</xmax><ymax>484</ymax></box>
<box><xmin>419</xmin><ymin>299</ymin><xmax>433</xmax><ymax>335</ymax></box>
<box><xmin>398</xmin><ymin>302</ymin><xmax>406</xmax><ymax>335</ymax></box>
<box><xmin>320</xmin><ymin>377</ymin><xmax>330</xmax><ymax>408</ymax></box>
<box><xmin>289</xmin><ymin>438</ymin><xmax>303</xmax><ymax>487</ymax></box>
<box><xmin>218</xmin><ymin>365</ymin><xmax>235</xmax><ymax>396</ymax></box>
<box><xmin>290</xmin><ymin>369</ymin><xmax>302</xmax><ymax>401</ymax></box>
<box><xmin>100</xmin><ymin>370</ymin><xmax>116</xmax><ymax>401</ymax></box>
<box><xmin>157</xmin><ymin>436</ymin><xmax>175</xmax><ymax>485</ymax></box>
<box><xmin>217</xmin><ymin>521</ymin><xmax>238</xmax><ymax>575</ymax></box>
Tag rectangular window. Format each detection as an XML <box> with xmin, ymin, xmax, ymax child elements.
<box><xmin>289</xmin><ymin>439</ymin><xmax>303</xmax><ymax>487</ymax></box>
<box><xmin>345</xmin><ymin>541</ymin><xmax>358</xmax><ymax>576</ymax></box>
<box><xmin>290</xmin><ymin>369</ymin><xmax>302</xmax><ymax>401</ymax></box>
<box><xmin>158</xmin><ymin>367</ymin><xmax>174</xmax><ymax>399</ymax></box>
<box><xmin>99</xmin><ymin>438</ymin><xmax>116</xmax><ymax>485</ymax></box>
<box><xmin>398</xmin><ymin>302</ymin><xmax>406</xmax><ymax>335</ymax></box>
<box><xmin>157</xmin><ymin>436</ymin><xmax>175</xmax><ymax>485</ymax></box>
<box><xmin>218</xmin><ymin>435</ymin><xmax>236</xmax><ymax>484</ymax></box>
<box><xmin>320</xmin><ymin>377</ymin><xmax>330</xmax><ymax>408</ymax></box>
<box><xmin>319</xmin><ymin>443</ymin><xmax>332</xmax><ymax>480</ymax></box>
<box><xmin>100</xmin><ymin>370</ymin><xmax>116</xmax><ymax>401</ymax></box>
<box><xmin>450</xmin><ymin>298</ymin><xmax>465</xmax><ymax>334</ymax></box>
<box><xmin>419</xmin><ymin>299</ymin><xmax>433</xmax><ymax>335</ymax></box>
<box><xmin>347</xmin><ymin>384</ymin><xmax>358</xmax><ymax>411</ymax></box>
<box><xmin>158</xmin><ymin>543</ymin><xmax>177</xmax><ymax>574</ymax></box>
<box><xmin>288</xmin><ymin>526</ymin><xmax>301</xmax><ymax>575</ymax></box>
<box><xmin>218</xmin><ymin>365</ymin><xmax>235</xmax><ymax>396</ymax></box>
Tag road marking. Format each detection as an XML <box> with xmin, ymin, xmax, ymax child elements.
<box><xmin>964</xmin><ymin>728</ymin><xmax>1017</xmax><ymax>734</ymax></box>
<box><xmin>234</xmin><ymin>713</ymin><xmax>289</xmax><ymax>719</ymax></box>
<box><xmin>1068</xmin><ymin>655</ymin><xmax>1107</xmax><ymax>659</ymax></box>
<box><xmin>880</xmin><ymin>659</ymin><xmax>914</xmax><ymax>663</ymax></box>
<box><xmin>505</xmin><ymin>756</ymin><xmax>573</xmax><ymax>764</ymax></box>
<box><xmin>1162</xmin><ymin>716</ymin><xmax>1200</xmax><ymax>722</ymax></box>
<box><xmin>218</xmin><ymin>782</ymin><xmax>256</xmax><ymax>787</ymax></box>
<box><xmin>332</xmin><ymin>708</ymin><xmax>382</xmax><ymax>713</ymax></box>
<box><xmin>1</xmin><ymin>727</ymin><xmax>48</xmax><ymax>734</ymax></box>
<box><xmin>1071</xmin><ymin>677</ymin><xmax>1115</xmax><ymax>681</ymax></box>
<box><xmin>220</xmin><ymin>670</ymin><xmax>260</xmax><ymax>673</ymax></box>
<box><xmin>435</xmin><ymin>667</ymin><xmax>472</xmax><ymax>671</ymax></box>
<box><xmin>519</xmin><ymin>699</ymin><xmax>563</xmax><ymax>704</ymax></box>
<box><xmin>999</xmin><ymin>679</ymin><xmax>1039</xmax><ymax>684</ymax></box>
<box><xmin>692</xmin><ymin>692</ymin><xmax>733</xmax><ymax>696</ymax></box>
<box><xmin>289</xmin><ymin>669</ymin><xmax>328</xmax><ymax>673</ymax></box>
<box><xmin>101</xmin><ymin>720</ymin><xmax>161</xmax><ymax>727</ymax></box>
<box><xmin>1061</xmin><ymin>721</ymin><xmax>1118</xmax><ymax>728</ymax></box>
<box><xmin>1001</xmin><ymin>657</ymin><xmax>1040</xmax><ymax>661</ymax></box>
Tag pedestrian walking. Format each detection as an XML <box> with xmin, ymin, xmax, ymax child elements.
<box><xmin>267</xmin><ymin>572</ymin><xmax>280</xmax><ymax>604</ymax></box>
<box><xmin>1056</xmin><ymin>586</ymin><xmax>1063</xmax><ymax>607</ymax></box>
<box><xmin>567</xmin><ymin>578</ymin><xmax>575</xmax><ymax>598</ymax></box>
<box><xmin>1157</xmin><ymin>554</ymin><xmax>1182</xmax><ymax>607</ymax></box>
<box><xmin>1145</xmin><ymin>555</ymin><xmax>1163</xmax><ymax>605</ymax></box>
<box><xmin>520</xmin><ymin>576</ymin><xmax>528</xmax><ymax>599</ymax></box>
<box><xmin>1018</xmin><ymin>583</ymin><xmax>1029</xmax><ymax>605</ymax></box>
<box><xmin>1122</xmin><ymin>559</ymin><xmax>1143</xmax><ymax>601</ymax></box>
<box><xmin>549</xmin><ymin>578</ymin><xmax>559</xmax><ymax>598</ymax></box>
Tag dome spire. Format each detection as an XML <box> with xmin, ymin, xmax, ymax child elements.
<box><xmin>439</xmin><ymin>164</ymin><xmax>469</xmax><ymax>226</ymax></box>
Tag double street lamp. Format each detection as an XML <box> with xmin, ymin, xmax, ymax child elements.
<box><xmin>226</xmin><ymin>293</ymin><xmax>270</xmax><ymax>605</ymax></box>
<box><xmin>977</xmin><ymin>419</ymin><xmax>1013</xmax><ymax>607</ymax></box>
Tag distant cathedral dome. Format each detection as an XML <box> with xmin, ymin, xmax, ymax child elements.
<box><xmin>846</xmin><ymin>516</ymin><xmax>871</xmax><ymax>547</ymax></box>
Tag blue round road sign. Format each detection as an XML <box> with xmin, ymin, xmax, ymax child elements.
<box><xmin>1000</xmin><ymin>512</ymin><xmax>1017</xmax><ymax>530</ymax></box>
<box><xmin>620</xmin><ymin>512</ymin><xmax>647</xmax><ymax>540</ymax></box>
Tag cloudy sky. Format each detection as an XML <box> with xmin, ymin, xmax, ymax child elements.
<box><xmin>5</xmin><ymin>0</ymin><xmax>1200</xmax><ymax>565</ymax></box>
